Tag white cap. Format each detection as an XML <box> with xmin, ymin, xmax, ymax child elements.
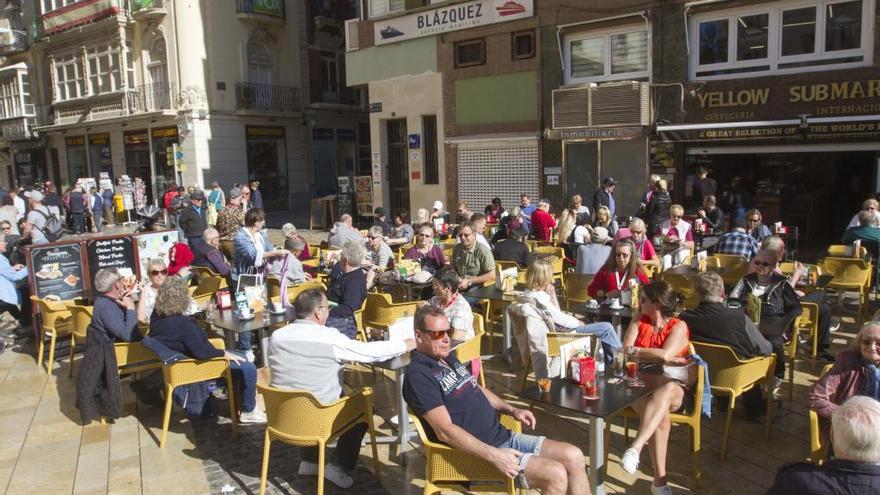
<box><xmin>27</xmin><ymin>191</ymin><xmax>43</xmax><ymax>202</ymax></box>
<box><xmin>432</xmin><ymin>200</ymin><xmax>443</xmax><ymax>210</ymax></box>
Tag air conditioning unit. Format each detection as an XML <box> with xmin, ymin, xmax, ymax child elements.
<box><xmin>345</xmin><ymin>18</ymin><xmax>359</xmax><ymax>52</ymax></box>
<box><xmin>552</xmin><ymin>81</ymin><xmax>650</xmax><ymax>129</ymax></box>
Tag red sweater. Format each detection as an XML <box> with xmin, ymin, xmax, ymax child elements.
<box><xmin>588</xmin><ymin>266</ymin><xmax>651</xmax><ymax>298</ymax></box>
<box><xmin>530</xmin><ymin>209</ymin><xmax>557</xmax><ymax>241</ymax></box>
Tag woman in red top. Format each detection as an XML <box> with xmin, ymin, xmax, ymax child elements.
<box><xmin>619</xmin><ymin>281</ymin><xmax>690</xmax><ymax>495</ymax></box>
<box><xmin>587</xmin><ymin>238</ymin><xmax>651</xmax><ymax>300</ymax></box>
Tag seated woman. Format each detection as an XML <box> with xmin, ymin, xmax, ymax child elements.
<box><xmin>281</xmin><ymin>223</ymin><xmax>311</xmax><ymax>261</ymax></box>
<box><xmin>268</xmin><ymin>236</ymin><xmax>311</xmax><ymax>286</ymax></box>
<box><xmin>729</xmin><ymin>249</ymin><xmax>802</xmax><ymax>392</ymax></box>
<box><xmin>595</xmin><ymin>206</ymin><xmax>619</xmax><ymax>238</ymax></box>
<box><xmin>137</xmin><ymin>258</ymin><xmax>169</xmax><ymax>324</ymax></box>
<box><xmin>484</xmin><ymin>197</ymin><xmax>505</xmax><ymax>223</ymax></box>
<box><xmin>523</xmin><ymin>259</ymin><xmax>621</xmax><ymax>361</ymax></box>
<box><xmin>623</xmin><ymin>218</ymin><xmax>657</xmax><ymax>265</ymax></box>
<box><xmin>429</xmin><ymin>266</ymin><xmax>474</xmax><ymax>340</ymax></box>
<box><xmin>746</xmin><ymin>209</ymin><xmax>773</xmax><ymax>242</ymax></box>
<box><xmin>403</xmin><ymin>224</ymin><xmax>447</xmax><ymax>274</ymax></box>
<box><xmin>697</xmin><ymin>195</ymin><xmax>725</xmax><ymax>234</ymax></box>
<box><xmin>167</xmin><ymin>242</ymin><xmax>194</xmax><ymax>280</ymax></box>
<box><xmin>326</xmin><ymin>241</ymin><xmax>375</xmax><ymax>339</ymax></box>
<box><xmin>387</xmin><ymin>209</ymin><xmax>414</xmax><ymax>246</ymax></box>
<box><xmin>588</xmin><ymin>238</ymin><xmax>651</xmax><ymax>301</ymax></box>
<box><xmin>364</xmin><ymin>226</ymin><xmax>393</xmax><ymax>269</ymax></box>
<box><xmin>620</xmin><ymin>281</ymin><xmax>692</xmax><ymax>495</ymax></box>
<box><xmin>655</xmin><ymin>204</ymin><xmax>694</xmax><ymax>253</ymax></box>
<box><xmin>554</xmin><ymin>205</ymin><xmax>577</xmax><ymax>246</ymax></box>
<box><xmin>148</xmin><ymin>276</ymin><xmax>266</xmax><ymax>424</ymax></box>
<box><xmin>807</xmin><ymin>322</ymin><xmax>880</xmax><ymax>449</ymax></box>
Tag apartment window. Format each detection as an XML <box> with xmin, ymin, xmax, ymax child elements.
<box><xmin>563</xmin><ymin>25</ymin><xmax>649</xmax><ymax>84</ymax></box>
<box><xmin>42</xmin><ymin>0</ymin><xmax>76</xmax><ymax>14</ymax></box>
<box><xmin>369</xmin><ymin>0</ymin><xmax>404</xmax><ymax>19</ymax></box>
<box><xmin>54</xmin><ymin>54</ymin><xmax>83</xmax><ymax>101</ymax></box>
<box><xmin>320</xmin><ymin>51</ymin><xmax>338</xmax><ymax>101</ymax></box>
<box><xmin>454</xmin><ymin>39</ymin><xmax>485</xmax><ymax>68</ymax></box>
<box><xmin>422</xmin><ymin>115</ymin><xmax>439</xmax><ymax>185</ymax></box>
<box><xmin>86</xmin><ymin>45</ymin><xmax>121</xmax><ymax>94</ymax></box>
<box><xmin>512</xmin><ymin>31</ymin><xmax>535</xmax><ymax>60</ymax></box>
<box><xmin>691</xmin><ymin>0</ymin><xmax>872</xmax><ymax>79</ymax></box>
<box><xmin>247</xmin><ymin>40</ymin><xmax>272</xmax><ymax>85</ymax></box>
<box><xmin>148</xmin><ymin>37</ymin><xmax>167</xmax><ymax>87</ymax></box>
<box><xmin>0</xmin><ymin>74</ymin><xmax>20</xmax><ymax>119</ymax></box>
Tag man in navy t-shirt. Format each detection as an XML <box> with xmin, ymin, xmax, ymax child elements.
<box><xmin>403</xmin><ymin>305</ymin><xmax>590</xmax><ymax>494</ymax></box>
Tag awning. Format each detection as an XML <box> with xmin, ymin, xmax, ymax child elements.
<box><xmin>658</xmin><ymin>115</ymin><xmax>880</xmax><ymax>142</ymax></box>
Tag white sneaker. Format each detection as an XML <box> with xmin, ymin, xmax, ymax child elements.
<box><xmin>298</xmin><ymin>461</ymin><xmax>318</xmax><ymax>476</ymax></box>
<box><xmin>244</xmin><ymin>350</ymin><xmax>256</xmax><ymax>362</ymax></box>
<box><xmin>621</xmin><ymin>448</ymin><xmax>640</xmax><ymax>474</ymax></box>
<box><xmin>773</xmin><ymin>377</ymin><xmax>784</xmax><ymax>396</ymax></box>
<box><xmin>650</xmin><ymin>483</ymin><xmax>673</xmax><ymax>495</ymax></box>
<box><xmin>324</xmin><ymin>464</ymin><xmax>354</xmax><ymax>489</ymax></box>
<box><xmin>238</xmin><ymin>409</ymin><xmax>267</xmax><ymax>424</ymax></box>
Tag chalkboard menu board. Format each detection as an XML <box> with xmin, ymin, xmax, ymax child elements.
<box><xmin>87</xmin><ymin>236</ymin><xmax>137</xmax><ymax>294</ymax></box>
<box><xmin>29</xmin><ymin>243</ymin><xmax>86</xmax><ymax>301</ymax></box>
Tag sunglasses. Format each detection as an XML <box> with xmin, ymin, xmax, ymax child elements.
<box><xmin>367</xmin><ymin>235</ymin><xmax>378</xmax><ymax>240</ymax></box>
<box><xmin>418</xmin><ymin>233</ymin><xmax>433</xmax><ymax>237</ymax></box>
<box><xmin>418</xmin><ymin>328</ymin><xmax>453</xmax><ymax>340</ymax></box>
<box><xmin>150</xmin><ymin>269</ymin><xmax>168</xmax><ymax>276</ymax></box>
<box><xmin>0</xmin><ymin>227</ymin><xmax>9</xmax><ymax>232</ymax></box>
<box><xmin>748</xmin><ymin>218</ymin><xmax>760</xmax><ymax>222</ymax></box>
<box><xmin>861</xmin><ymin>338</ymin><xmax>880</xmax><ymax>348</ymax></box>
<box><xmin>752</xmin><ymin>260</ymin><xmax>773</xmax><ymax>267</ymax></box>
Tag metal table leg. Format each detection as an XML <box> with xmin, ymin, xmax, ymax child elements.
<box><xmin>612</xmin><ymin>315</ymin><xmax>622</xmax><ymax>339</ymax></box>
<box><xmin>396</xmin><ymin>368</ymin><xmax>409</xmax><ymax>464</ymax></box>
<box><xmin>258</xmin><ymin>328</ymin><xmax>270</xmax><ymax>367</ymax></box>
<box><xmin>503</xmin><ymin>308</ymin><xmax>512</xmax><ymax>365</ymax></box>
<box><xmin>589</xmin><ymin>417</ymin><xmax>606</xmax><ymax>495</ymax></box>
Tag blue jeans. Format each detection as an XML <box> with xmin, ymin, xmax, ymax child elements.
<box><xmin>228</xmin><ymin>356</ymin><xmax>257</xmax><ymax>412</ymax></box>
<box><xmin>497</xmin><ymin>432</ymin><xmax>545</xmax><ymax>489</ymax></box>
<box><xmin>237</xmin><ymin>331</ymin><xmax>252</xmax><ymax>353</ymax></box>
<box><xmin>573</xmin><ymin>321</ymin><xmax>621</xmax><ymax>365</ymax></box>
<box><xmin>325</xmin><ymin>315</ymin><xmax>357</xmax><ymax>339</ymax></box>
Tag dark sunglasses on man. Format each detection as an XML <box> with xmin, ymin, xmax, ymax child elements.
<box><xmin>416</xmin><ymin>328</ymin><xmax>453</xmax><ymax>340</ymax></box>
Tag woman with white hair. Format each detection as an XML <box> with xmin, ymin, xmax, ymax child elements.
<box><xmin>808</xmin><ymin>321</ymin><xmax>880</xmax><ymax>449</ymax></box>
<box><xmin>325</xmin><ymin>241</ymin><xmax>376</xmax><ymax>339</ymax></box>
<box><xmin>281</xmin><ymin>222</ymin><xmax>311</xmax><ymax>260</ymax></box>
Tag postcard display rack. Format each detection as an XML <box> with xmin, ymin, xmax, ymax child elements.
<box><xmin>117</xmin><ymin>175</ymin><xmax>138</xmax><ymax>226</ymax></box>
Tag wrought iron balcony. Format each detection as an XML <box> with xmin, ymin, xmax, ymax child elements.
<box><xmin>131</xmin><ymin>0</ymin><xmax>167</xmax><ymax>21</ymax></box>
<box><xmin>235</xmin><ymin>0</ymin><xmax>285</xmax><ymax>23</ymax></box>
<box><xmin>128</xmin><ymin>81</ymin><xmax>176</xmax><ymax>113</ymax></box>
<box><xmin>235</xmin><ymin>82</ymin><xmax>301</xmax><ymax>113</ymax></box>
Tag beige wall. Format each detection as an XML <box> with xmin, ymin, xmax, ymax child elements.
<box><xmin>368</xmin><ymin>72</ymin><xmax>446</xmax><ymax>214</ymax></box>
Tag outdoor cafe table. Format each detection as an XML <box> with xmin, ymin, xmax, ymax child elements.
<box><xmin>462</xmin><ymin>285</ymin><xmax>519</xmax><ymax>363</ymax></box>
<box><xmin>376</xmin><ymin>278</ymin><xmax>433</xmax><ymax>302</ymax></box>
<box><xmin>518</xmin><ymin>373</ymin><xmax>672</xmax><ymax>495</ymax></box>
<box><xmin>570</xmin><ymin>303</ymin><xmax>634</xmax><ymax>338</ymax></box>
<box><xmin>202</xmin><ymin>307</ymin><xmax>296</xmax><ymax>366</ymax></box>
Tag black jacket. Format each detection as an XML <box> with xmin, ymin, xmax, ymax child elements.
<box><xmin>646</xmin><ymin>190</ymin><xmax>672</xmax><ymax>231</ymax></box>
<box><xmin>702</xmin><ymin>207</ymin><xmax>725</xmax><ymax>232</ymax></box>
<box><xmin>730</xmin><ymin>272</ymin><xmax>802</xmax><ymax>337</ymax></box>
<box><xmin>767</xmin><ymin>459</ymin><xmax>880</xmax><ymax>495</ymax></box>
<box><xmin>178</xmin><ymin>204</ymin><xmax>207</xmax><ymax>239</ymax></box>
<box><xmin>592</xmin><ymin>187</ymin><xmax>612</xmax><ymax>216</ymax></box>
<box><xmin>680</xmin><ymin>302</ymin><xmax>773</xmax><ymax>359</ymax></box>
<box><xmin>76</xmin><ymin>327</ymin><xmax>122</xmax><ymax>422</ymax></box>
<box><xmin>149</xmin><ymin>314</ymin><xmax>224</xmax><ymax>361</ymax></box>
<box><xmin>493</xmin><ymin>239</ymin><xmax>534</xmax><ymax>268</ymax></box>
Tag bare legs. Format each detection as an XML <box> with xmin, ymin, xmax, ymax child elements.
<box><xmin>628</xmin><ymin>382</ymin><xmax>684</xmax><ymax>486</ymax></box>
<box><xmin>524</xmin><ymin>439</ymin><xmax>591</xmax><ymax>495</ymax></box>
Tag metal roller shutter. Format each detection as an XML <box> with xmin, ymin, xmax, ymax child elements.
<box><xmin>457</xmin><ymin>141</ymin><xmax>540</xmax><ymax>212</ymax></box>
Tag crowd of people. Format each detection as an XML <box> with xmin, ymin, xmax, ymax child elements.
<box><xmin>4</xmin><ymin>170</ymin><xmax>880</xmax><ymax>495</ymax></box>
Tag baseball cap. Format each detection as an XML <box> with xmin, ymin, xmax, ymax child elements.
<box><xmin>432</xmin><ymin>200</ymin><xmax>443</xmax><ymax>210</ymax></box>
<box><xmin>603</xmin><ymin>177</ymin><xmax>618</xmax><ymax>186</ymax></box>
<box><xmin>28</xmin><ymin>191</ymin><xmax>44</xmax><ymax>202</ymax></box>
<box><xmin>374</xmin><ymin>207</ymin><xmax>386</xmax><ymax>216</ymax></box>
<box><xmin>229</xmin><ymin>187</ymin><xmax>242</xmax><ymax>199</ymax></box>
<box><xmin>190</xmin><ymin>190</ymin><xmax>206</xmax><ymax>201</ymax></box>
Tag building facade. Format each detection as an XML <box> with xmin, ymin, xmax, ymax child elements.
<box><xmin>0</xmin><ymin>0</ymin><xmax>368</xmax><ymax>216</ymax></box>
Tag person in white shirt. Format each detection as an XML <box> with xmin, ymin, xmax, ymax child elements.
<box><xmin>847</xmin><ymin>198</ymin><xmax>880</xmax><ymax>229</ymax></box>
<box><xmin>521</xmin><ymin>259</ymin><xmax>621</xmax><ymax>362</ymax></box>
<box><xmin>10</xmin><ymin>190</ymin><xmax>25</xmax><ymax>221</ymax></box>
<box><xmin>268</xmin><ymin>288</ymin><xmax>415</xmax><ymax>488</ymax></box>
<box><xmin>24</xmin><ymin>191</ymin><xmax>50</xmax><ymax>245</ymax></box>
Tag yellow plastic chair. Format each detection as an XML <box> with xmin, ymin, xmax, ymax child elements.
<box><xmin>192</xmin><ymin>265</ymin><xmax>228</xmax><ymax>289</ymax></box>
<box><xmin>31</xmin><ymin>296</ymin><xmax>74</xmax><ymax>375</ymax></box>
<box><xmin>783</xmin><ymin>324</ymin><xmax>801</xmax><ymax>401</ymax></box>
<box><xmin>794</xmin><ymin>302</ymin><xmax>821</xmax><ymax>365</ymax></box>
<box><xmin>192</xmin><ymin>271</ymin><xmax>222</xmax><ymax>300</ymax></box>
<box><xmin>287</xmin><ymin>280</ymin><xmax>327</xmax><ymax>305</ymax></box>
<box><xmin>413</xmin><ymin>413</ymin><xmax>521</xmax><ymax>495</ymax></box>
<box><xmin>158</xmin><ymin>338</ymin><xmax>237</xmax><ymax>448</ymax></box>
<box><xmin>534</xmin><ymin>246</ymin><xmax>564</xmax><ymax>284</ymax></box>
<box><xmin>827</xmin><ymin>244</ymin><xmax>867</xmax><ymax>259</ymax></box>
<box><xmin>352</xmin><ymin>299</ymin><xmax>368</xmax><ymax>342</ymax></box>
<box><xmin>266</xmin><ymin>275</ymin><xmax>283</xmax><ymax>305</ymax></box>
<box><xmin>453</xmin><ymin>313</ymin><xmax>486</xmax><ymax>387</ymax></box>
<box><xmin>818</xmin><ymin>257</ymin><xmax>871</xmax><ymax>315</ymax></box>
<box><xmin>611</xmin><ymin>346</ymin><xmax>704</xmax><ymax>484</ymax></box>
<box><xmin>519</xmin><ymin>332</ymin><xmax>588</xmax><ymax>391</ymax></box>
<box><xmin>257</xmin><ymin>385</ymin><xmax>379</xmax><ymax>495</ymax></box>
<box><xmin>495</xmin><ymin>260</ymin><xmax>527</xmax><ymax>284</ymax></box>
<box><xmin>67</xmin><ymin>304</ymin><xmax>93</xmax><ymax>378</ymax></box>
<box><xmin>114</xmin><ymin>341</ymin><xmax>163</xmax><ymax>377</ymax></box>
<box><xmin>563</xmin><ymin>272</ymin><xmax>594</xmax><ymax>310</ymax></box>
<box><xmin>809</xmin><ymin>363</ymin><xmax>834</xmax><ymax>465</ymax></box>
<box><xmin>642</xmin><ymin>263</ymin><xmax>659</xmax><ymax>280</ymax></box>
<box><xmin>692</xmin><ymin>341</ymin><xmax>775</xmax><ymax>461</ymax></box>
<box><xmin>361</xmin><ymin>292</ymin><xmax>419</xmax><ymax>334</ymax></box>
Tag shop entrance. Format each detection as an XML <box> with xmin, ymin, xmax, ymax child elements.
<box><xmin>386</xmin><ymin>119</ymin><xmax>410</xmax><ymax>214</ymax></box>
<box><xmin>686</xmin><ymin>148</ymin><xmax>880</xmax><ymax>252</ymax></box>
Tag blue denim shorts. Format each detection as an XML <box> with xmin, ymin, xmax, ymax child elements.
<box><xmin>497</xmin><ymin>432</ymin><xmax>545</xmax><ymax>488</ymax></box>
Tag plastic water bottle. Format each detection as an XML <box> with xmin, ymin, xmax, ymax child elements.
<box><xmin>595</xmin><ymin>342</ymin><xmax>606</xmax><ymax>376</ymax></box>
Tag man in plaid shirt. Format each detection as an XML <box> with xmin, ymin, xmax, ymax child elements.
<box><xmin>715</xmin><ymin>218</ymin><xmax>760</xmax><ymax>260</ymax></box>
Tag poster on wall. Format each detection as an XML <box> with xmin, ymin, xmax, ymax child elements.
<box><xmin>28</xmin><ymin>243</ymin><xmax>86</xmax><ymax>301</ymax></box>
<box><xmin>354</xmin><ymin>176</ymin><xmax>373</xmax><ymax>215</ymax></box>
<box><xmin>132</xmin><ymin>230</ymin><xmax>179</xmax><ymax>277</ymax></box>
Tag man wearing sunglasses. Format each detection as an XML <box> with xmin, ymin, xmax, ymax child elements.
<box><xmin>404</xmin><ymin>305</ymin><xmax>590</xmax><ymax>494</ymax></box>
<box><xmin>451</xmin><ymin>223</ymin><xmax>495</xmax><ymax>292</ymax></box>
<box><xmin>268</xmin><ymin>289</ymin><xmax>414</xmax><ymax>488</ymax></box>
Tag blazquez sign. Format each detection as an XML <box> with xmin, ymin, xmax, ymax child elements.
<box><xmin>374</xmin><ymin>0</ymin><xmax>534</xmax><ymax>46</ymax></box>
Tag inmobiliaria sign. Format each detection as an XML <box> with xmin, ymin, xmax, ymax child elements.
<box><xmin>374</xmin><ymin>0</ymin><xmax>534</xmax><ymax>45</ymax></box>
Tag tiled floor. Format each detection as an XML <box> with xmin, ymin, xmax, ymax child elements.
<box><xmin>0</xmin><ymin>298</ymin><xmax>870</xmax><ymax>495</ymax></box>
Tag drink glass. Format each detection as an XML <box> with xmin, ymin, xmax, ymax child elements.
<box><xmin>625</xmin><ymin>346</ymin><xmax>645</xmax><ymax>387</ymax></box>
<box><xmin>613</xmin><ymin>348</ymin><xmax>626</xmax><ymax>378</ymax></box>
<box><xmin>581</xmin><ymin>378</ymin><xmax>598</xmax><ymax>399</ymax></box>
<box><xmin>538</xmin><ymin>378</ymin><xmax>551</xmax><ymax>392</ymax></box>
